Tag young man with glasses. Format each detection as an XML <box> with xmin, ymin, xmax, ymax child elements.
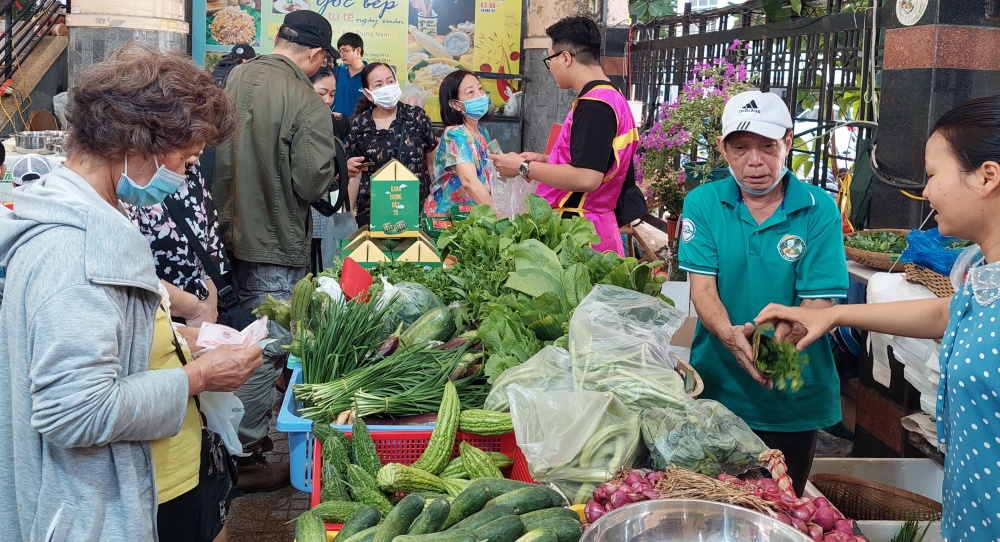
<box><xmin>332</xmin><ymin>33</ymin><xmax>368</xmax><ymax>117</ymax></box>
<box><xmin>490</xmin><ymin>16</ymin><xmax>637</xmax><ymax>256</ymax></box>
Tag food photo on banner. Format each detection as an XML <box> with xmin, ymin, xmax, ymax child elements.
<box><xmin>192</xmin><ymin>0</ymin><xmax>522</xmax><ymax>122</ymax></box>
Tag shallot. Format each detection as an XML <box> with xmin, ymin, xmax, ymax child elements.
<box><xmin>585</xmin><ymin>500</ymin><xmax>606</xmax><ymax>523</ymax></box>
<box><xmin>812</xmin><ymin>507</ymin><xmax>837</xmax><ymax>531</ymax></box>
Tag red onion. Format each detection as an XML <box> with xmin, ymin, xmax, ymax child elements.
<box><xmin>812</xmin><ymin>507</ymin><xmax>837</xmax><ymax>531</ymax></box>
<box><xmin>641</xmin><ymin>489</ymin><xmax>660</xmax><ymax>500</ymax></box>
<box><xmin>779</xmin><ymin>494</ymin><xmax>798</xmax><ymax>507</ymax></box>
<box><xmin>625</xmin><ymin>471</ymin><xmax>645</xmax><ymax>486</ymax></box>
<box><xmin>631</xmin><ymin>482</ymin><xmax>651</xmax><ymax>494</ymax></box>
<box><xmin>833</xmin><ymin>519</ymin><xmax>855</xmax><ymax>535</ymax></box>
<box><xmin>803</xmin><ymin>502</ymin><xmax>818</xmax><ymax>517</ymax></box>
<box><xmin>824</xmin><ymin>533</ymin><xmax>845</xmax><ymax>542</ymax></box>
<box><xmin>593</xmin><ymin>483</ymin><xmax>618</xmax><ymax>505</ymax></box>
<box><xmin>813</xmin><ymin>497</ymin><xmax>831</xmax><ymax>508</ymax></box>
<box><xmin>774</xmin><ymin>513</ymin><xmax>792</xmax><ymax>525</ymax></box>
<box><xmin>807</xmin><ymin>523</ymin><xmax>823</xmax><ymax>541</ymax></box>
<box><xmin>790</xmin><ymin>506</ymin><xmax>813</xmax><ymax>522</ymax></box>
<box><xmin>604</xmin><ymin>502</ymin><xmax>615</xmax><ymax>512</ymax></box>
<box><xmin>646</xmin><ymin>471</ymin><xmax>663</xmax><ymax>484</ymax></box>
<box><xmin>609</xmin><ymin>490</ymin><xmax>632</xmax><ymax>509</ymax></box>
<box><xmin>585</xmin><ymin>500</ymin><xmax>606</xmax><ymax>523</ymax></box>
<box><xmin>791</xmin><ymin>517</ymin><xmax>809</xmax><ymax>534</ymax></box>
<box><xmin>757</xmin><ymin>478</ymin><xmax>779</xmax><ymax>490</ymax></box>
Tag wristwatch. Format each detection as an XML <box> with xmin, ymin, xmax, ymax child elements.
<box><xmin>518</xmin><ymin>160</ymin><xmax>531</xmax><ymax>178</ymax></box>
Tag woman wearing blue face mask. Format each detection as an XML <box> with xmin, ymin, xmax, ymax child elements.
<box><xmin>423</xmin><ymin>70</ymin><xmax>494</xmax><ymax>213</ymax></box>
<box><xmin>0</xmin><ymin>43</ymin><xmax>263</xmax><ymax>542</ymax></box>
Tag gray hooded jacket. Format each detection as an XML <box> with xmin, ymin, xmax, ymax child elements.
<box><xmin>0</xmin><ymin>167</ymin><xmax>190</xmax><ymax>541</ymax></box>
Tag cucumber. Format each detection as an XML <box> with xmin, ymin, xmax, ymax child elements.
<box><xmin>515</xmin><ymin>528</ymin><xmax>559</xmax><ymax>542</ymax></box>
<box><xmin>473</xmin><ymin>515</ymin><xmax>525</xmax><ymax>542</ymax></box>
<box><xmin>519</xmin><ymin>507</ymin><xmax>582</xmax><ymax>526</ymax></box>
<box><xmin>406</xmin><ymin>497</ymin><xmax>451</xmax><ymax>534</ymax></box>
<box><xmin>448</xmin><ymin>504</ymin><xmax>516</xmax><ymax>532</ymax></box>
<box><xmin>485</xmin><ymin>487</ymin><xmax>553</xmax><ymax>515</ymax></box>
<box><xmin>372</xmin><ymin>493</ymin><xmax>425</xmax><ymax>542</ymax></box>
<box><xmin>442</xmin><ymin>484</ymin><xmax>492</xmax><ymax>529</ymax></box>
<box><xmin>294</xmin><ymin>511</ymin><xmax>326</xmax><ymax>542</ymax></box>
<box><xmin>392</xmin><ymin>530</ymin><xmax>479</xmax><ymax>542</ymax></box>
<box><xmin>337</xmin><ymin>506</ymin><xmax>382</xmax><ymax>540</ymax></box>
<box><xmin>400</xmin><ymin>306</ymin><xmax>455</xmax><ymax>346</ymax></box>
<box><xmin>473</xmin><ymin>478</ymin><xmax>565</xmax><ymax>507</ymax></box>
<box><xmin>519</xmin><ymin>516</ymin><xmax>582</xmax><ymax>542</ymax></box>
<box><xmin>339</xmin><ymin>525</ymin><xmax>380</xmax><ymax>542</ymax></box>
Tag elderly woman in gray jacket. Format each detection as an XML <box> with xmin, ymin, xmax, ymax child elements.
<box><xmin>0</xmin><ymin>43</ymin><xmax>262</xmax><ymax>541</ymax></box>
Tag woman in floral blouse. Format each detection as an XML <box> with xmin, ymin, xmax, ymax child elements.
<box><xmin>126</xmin><ymin>152</ymin><xmax>227</xmax><ymax>326</ymax></box>
<box><xmin>424</xmin><ymin>70</ymin><xmax>494</xmax><ymax>214</ymax></box>
<box><xmin>346</xmin><ymin>62</ymin><xmax>437</xmax><ymax>227</ymax></box>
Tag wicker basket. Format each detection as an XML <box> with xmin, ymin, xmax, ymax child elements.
<box><xmin>844</xmin><ymin>229</ymin><xmax>910</xmax><ymax>272</ymax></box>
<box><xmin>904</xmin><ymin>262</ymin><xmax>956</xmax><ymax>298</ymax></box>
<box><xmin>809</xmin><ymin>473</ymin><xmax>942</xmax><ymax>521</ymax></box>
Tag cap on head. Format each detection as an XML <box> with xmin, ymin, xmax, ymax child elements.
<box><xmin>721</xmin><ymin>90</ymin><xmax>793</xmax><ymax>141</ymax></box>
<box><xmin>229</xmin><ymin>43</ymin><xmax>256</xmax><ymax>61</ymax></box>
<box><xmin>278</xmin><ymin>10</ymin><xmax>339</xmax><ymax>59</ymax></box>
<box><xmin>11</xmin><ymin>154</ymin><xmax>52</xmax><ymax>186</ymax></box>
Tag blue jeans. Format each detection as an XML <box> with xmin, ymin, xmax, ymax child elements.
<box><xmin>230</xmin><ymin>256</ymin><xmax>307</xmax><ymax>450</ymax></box>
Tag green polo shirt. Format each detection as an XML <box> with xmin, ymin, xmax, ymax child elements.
<box><xmin>678</xmin><ymin>173</ymin><xmax>848</xmax><ymax>432</ymax></box>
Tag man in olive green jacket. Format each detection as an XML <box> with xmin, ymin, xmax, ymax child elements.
<box><xmin>212</xmin><ymin>9</ymin><xmax>338</xmax><ymax>492</ymax></box>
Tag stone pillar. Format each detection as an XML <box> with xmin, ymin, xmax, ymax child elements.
<box><xmin>65</xmin><ymin>0</ymin><xmax>189</xmax><ymax>89</ymax></box>
<box><xmin>521</xmin><ymin>0</ymin><xmax>629</xmax><ymax>153</ymax></box>
<box><xmin>870</xmin><ymin>0</ymin><xmax>1000</xmax><ymax>228</ymax></box>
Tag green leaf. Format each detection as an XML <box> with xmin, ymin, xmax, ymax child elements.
<box><xmin>562</xmin><ymin>263</ymin><xmax>593</xmax><ymax>307</ymax></box>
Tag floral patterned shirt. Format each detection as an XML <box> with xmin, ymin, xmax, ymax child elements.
<box><xmin>347</xmin><ymin>103</ymin><xmax>437</xmax><ymax>224</ymax></box>
<box><xmin>125</xmin><ymin>162</ymin><xmax>227</xmax><ymax>300</ymax></box>
<box><xmin>423</xmin><ymin>124</ymin><xmax>492</xmax><ymax>214</ymax></box>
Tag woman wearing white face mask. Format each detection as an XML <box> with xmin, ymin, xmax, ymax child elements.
<box><xmin>424</xmin><ymin>70</ymin><xmax>494</xmax><ymax>213</ymax></box>
<box><xmin>346</xmin><ymin>62</ymin><xmax>437</xmax><ymax>226</ymax></box>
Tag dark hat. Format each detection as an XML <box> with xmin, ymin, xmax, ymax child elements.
<box><xmin>229</xmin><ymin>43</ymin><xmax>256</xmax><ymax>61</ymax></box>
<box><xmin>278</xmin><ymin>10</ymin><xmax>339</xmax><ymax>59</ymax></box>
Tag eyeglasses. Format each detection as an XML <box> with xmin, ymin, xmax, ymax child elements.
<box><xmin>338</xmin><ymin>47</ymin><xmax>354</xmax><ymax>56</ymax></box>
<box><xmin>543</xmin><ymin>50</ymin><xmax>574</xmax><ymax>70</ymax></box>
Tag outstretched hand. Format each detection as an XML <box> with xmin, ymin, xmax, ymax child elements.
<box><xmin>723</xmin><ymin>322</ymin><xmax>772</xmax><ymax>389</ymax></box>
<box><xmin>755</xmin><ymin>303</ymin><xmax>836</xmax><ymax>352</ymax></box>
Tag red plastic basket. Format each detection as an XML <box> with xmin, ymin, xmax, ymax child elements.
<box><xmin>310</xmin><ymin>430</ymin><xmax>535</xmax><ymax>532</ymax></box>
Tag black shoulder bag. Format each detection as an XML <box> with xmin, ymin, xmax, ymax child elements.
<box><xmin>312</xmin><ymin>135</ymin><xmax>352</xmax><ymax>216</ymax></box>
<box><xmin>162</xmin><ymin>197</ymin><xmax>256</xmax><ymax>330</ymax></box>
<box><xmin>615</xmin><ymin>160</ymin><xmax>648</xmax><ymax>227</ymax></box>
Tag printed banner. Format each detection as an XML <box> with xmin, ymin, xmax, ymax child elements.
<box><xmin>192</xmin><ymin>0</ymin><xmax>522</xmax><ymax>121</ymax></box>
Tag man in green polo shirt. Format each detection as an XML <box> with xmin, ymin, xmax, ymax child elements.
<box><xmin>678</xmin><ymin>90</ymin><xmax>848</xmax><ymax>496</ymax></box>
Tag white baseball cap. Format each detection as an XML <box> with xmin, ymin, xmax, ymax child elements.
<box><xmin>721</xmin><ymin>90</ymin><xmax>793</xmax><ymax>141</ymax></box>
<box><xmin>11</xmin><ymin>154</ymin><xmax>52</xmax><ymax>186</ymax></box>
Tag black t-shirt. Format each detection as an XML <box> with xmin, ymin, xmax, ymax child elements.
<box><xmin>568</xmin><ymin>80</ymin><xmax>618</xmax><ymax>174</ymax></box>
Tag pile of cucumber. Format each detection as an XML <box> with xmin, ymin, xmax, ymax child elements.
<box><xmin>303</xmin><ymin>478</ymin><xmax>582</xmax><ymax>542</ymax></box>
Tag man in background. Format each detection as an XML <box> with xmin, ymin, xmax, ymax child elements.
<box><xmin>211</xmin><ymin>43</ymin><xmax>256</xmax><ymax>88</ymax></box>
<box><xmin>332</xmin><ymin>32</ymin><xmax>367</xmax><ymax>117</ymax></box>
<box><xmin>213</xmin><ymin>9</ymin><xmax>337</xmax><ymax>492</ymax></box>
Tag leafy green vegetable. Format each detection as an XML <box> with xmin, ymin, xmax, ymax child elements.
<box><xmin>751</xmin><ymin>324</ymin><xmax>807</xmax><ymax>392</ymax></box>
<box><xmin>845</xmin><ymin>231</ymin><xmax>907</xmax><ymax>253</ymax></box>
<box><xmin>947</xmin><ymin>239</ymin><xmax>974</xmax><ymax>250</ymax></box>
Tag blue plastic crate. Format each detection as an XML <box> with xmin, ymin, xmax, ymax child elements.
<box><xmin>276</xmin><ymin>365</ymin><xmax>434</xmax><ymax>492</ymax></box>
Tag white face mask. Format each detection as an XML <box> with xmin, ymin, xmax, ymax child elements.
<box><xmin>368</xmin><ymin>83</ymin><xmax>401</xmax><ymax>109</ymax></box>
<box><xmin>731</xmin><ymin>166</ymin><xmax>788</xmax><ymax>196</ymax></box>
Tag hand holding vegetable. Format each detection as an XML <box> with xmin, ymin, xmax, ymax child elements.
<box><xmin>723</xmin><ymin>323</ymin><xmax>772</xmax><ymax>389</ymax></box>
<box><xmin>755</xmin><ymin>303</ymin><xmax>838</xmax><ymax>352</ymax></box>
<box><xmin>184</xmin><ymin>344</ymin><xmax>263</xmax><ymax>395</ymax></box>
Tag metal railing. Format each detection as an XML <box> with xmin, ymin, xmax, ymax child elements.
<box><xmin>0</xmin><ymin>0</ymin><xmax>61</xmax><ymax>85</ymax></box>
<box><xmin>629</xmin><ymin>0</ymin><xmax>883</xmax><ymax>196</ymax></box>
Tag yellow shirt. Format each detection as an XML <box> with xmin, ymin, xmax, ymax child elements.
<box><xmin>149</xmin><ymin>302</ymin><xmax>202</xmax><ymax>504</ymax></box>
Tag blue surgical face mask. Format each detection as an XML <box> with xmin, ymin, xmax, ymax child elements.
<box><xmin>730</xmin><ymin>166</ymin><xmax>788</xmax><ymax>196</ymax></box>
<box><xmin>461</xmin><ymin>95</ymin><xmax>490</xmax><ymax>120</ymax></box>
<box><xmin>116</xmin><ymin>155</ymin><xmax>186</xmax><ymax>206</ymax></box>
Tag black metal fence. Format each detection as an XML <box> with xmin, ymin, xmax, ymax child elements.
<box><xmin>0</xmin><ymin>0</ymin><xmax>61</xmax><ymax>83</ymax></box>
<box><xmin>629</xmin><ymin>0</ymin><xmax>883</xmax><ymax>199</ymax></box>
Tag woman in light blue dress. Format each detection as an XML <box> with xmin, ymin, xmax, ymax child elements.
<box><xmin>756</xmin><ymin>95</ymin><xmax>1000</xmax><ymax>541</ymax></box>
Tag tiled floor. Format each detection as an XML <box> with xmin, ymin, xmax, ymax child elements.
<box><xmin>227</xmin><ymin>413</ymin><xmax>310</xmax><ymax>542</ymax></box>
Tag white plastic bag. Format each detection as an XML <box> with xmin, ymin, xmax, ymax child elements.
<box><xmin>489</xmin><ymin>170</ymin><xmax>538</xmax><ymax>219</ymax></box>
<box><xmin>484</xmin><ymin>346</ymin><xmax>575</xmax><ymax>411</ymax></box>
<box><xmin>507</xmin><ymin>384</ymin><xmax>641</xmax><ymax>504</ymax></box>
<box><xmin>199</xmin><ymin>391</ymin><xmax>245</xmax><ymax>455</ymax></box>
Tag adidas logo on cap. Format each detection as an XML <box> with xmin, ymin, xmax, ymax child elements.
<box><xmin>739</xmin><ymin>100</ymin><xmax>761</xmax><ymax>114</ymax></box>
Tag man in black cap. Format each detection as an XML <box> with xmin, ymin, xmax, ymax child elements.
<box><xmin>212</xmin><ymin>9</ymin><xmax>340</xmax><ymax>492</ymax></box>
<box><xmin>211</xmin><ymin>43</ymin><xmax>256</xmax><ymax>88</ymax></box>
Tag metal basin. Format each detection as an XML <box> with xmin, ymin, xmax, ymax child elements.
<box><xmin>580</xmin><ymin>499</ymin><xmax>810</xmax><ymax>542</ymax></box>
<box><xmin>14</xmin><ymin>131</ymin><xmax>51</xmax><ymax>154</ymax></box>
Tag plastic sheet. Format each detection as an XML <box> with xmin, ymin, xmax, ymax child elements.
<box><xmin>508</xmin><ymin>384</ymin><xmax>641</xmax><ymax>504</ymax></box>
<box><xmin>375</xmin><ymin>279</ymin><xmax>444</xmax><ymax>335</ymax></box>
<box><xmin>484</xmin><ymin>345</ymin><xmax>574</xmax><ymax>411</ymax></box>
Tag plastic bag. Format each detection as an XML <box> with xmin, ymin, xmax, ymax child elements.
<box><xmin>199</xmin><ymin>391</ymin><xmax>245</xmax><ymax>455</ymax></box>
<box><xmin>490</xmin><ymin>171</ymin><xmax>538</xmax><ymax>219</ymax></box>
<box><xmin>950</xmin><ymin>244</ymin><xmax>983</xmax><ymax>291</ymax></box>
<box><xmin>320</xmin><ymin>212</ymin><xmax>358</xmax><ymax>269</ymax></box>
<box><xmin>568</xmin><ymin>285</ymin><xmax>687</xmax><ymax>410</ymax></box>
<box><xmin>899</xmin><ymin>227</ymin><xmax>971</xmax><ymax>275</ymax></box>
<box><xmin>508</xmin><ymin>384</ymin><xmax>641</xmax><ymax>504</ymax></box>
<box><xmin>640</xmin><ymin>399</ymin><xmax>766</xmax><ymax>477</ymax></box>
<box><xmin>484</xmin><ymin>346</ymin><xmax>575</xmax><ymax>411</ymax></box>
<box><xmin>375</xmin><ymin>278</ymin><xmax>444</xmax><ymax>335</ymax></box>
